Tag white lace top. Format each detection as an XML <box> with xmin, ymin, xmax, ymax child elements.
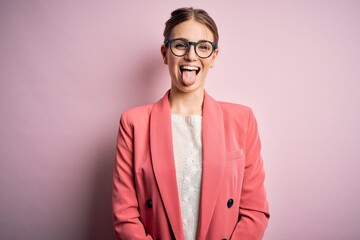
<box><xmin>171</xmin><ymin>114</ymin><xmax>203</xmax><ymax>240</ymax></box>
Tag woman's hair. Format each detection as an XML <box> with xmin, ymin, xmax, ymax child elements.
<box><xmin>163</xmin><ymin>7</ymin><xmax>219</xmax><ymax>44</ymax></box>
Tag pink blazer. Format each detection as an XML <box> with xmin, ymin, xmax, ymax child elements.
<box><xmin>112</xmin><ymin>91</ymin><xmax>269</xmax><ymax>240</ymax></box>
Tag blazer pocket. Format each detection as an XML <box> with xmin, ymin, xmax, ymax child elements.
<box><xmin>226</xmin><ymin>149</ymin><xmax>245</xmax><ymax>161</ymax></box>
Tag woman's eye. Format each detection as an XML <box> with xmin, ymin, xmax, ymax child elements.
<box><xmin>198</xmin><ymin>44</ymin><xmax>211</xmax><ymax>51</ymax></box>
<box><xmin>174</xmin><ymin>43</ymin><xmax>187</xmax><ymax>49</ymax></box>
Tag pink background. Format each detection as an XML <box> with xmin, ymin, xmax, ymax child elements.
<box><xmin>1</xmin><ymin>1</ymin><xmax>359</xmax><ymax>239</ymax></box>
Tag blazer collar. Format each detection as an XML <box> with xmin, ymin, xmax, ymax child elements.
<box><xmin>150</xmin><ymin>90</ymin><xmax>226</xmax><ymax>240</ymax></box>
<box><xmin>150</xmin><ymin>91</ymin><xmax>184</xmax><ymax>240</ymax></box>
<box><xmin>197</xmin><ymin>92</ymin><xmax>226</xmax><ymax>239</ymax></box>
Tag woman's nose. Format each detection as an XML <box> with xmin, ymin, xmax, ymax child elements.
<box><xmin>184</xmin><ymin>45</ymin><xmax>197</xmax><ymax>61</ymax></box>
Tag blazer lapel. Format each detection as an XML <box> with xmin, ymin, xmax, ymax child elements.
<box><xmin>150</xmin><ymin>91</ymin><xmax>184</xmax><ymax>240</ymax></box>
<box><xmin>197</xmin><ymin>92</ymin><xmax>226</xmax><ymax>239</ymax></box>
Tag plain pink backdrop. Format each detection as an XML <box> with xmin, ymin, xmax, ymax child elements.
<box><xmin>1</xmin><ymin>1</ymin><xmax>359</xmax><ymax>239</ymax></box>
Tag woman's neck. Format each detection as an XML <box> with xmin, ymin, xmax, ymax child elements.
<box><xmin>169</xmin><ymin>89</ymin><xmax>204</xmax><ymax>115</ymax></box>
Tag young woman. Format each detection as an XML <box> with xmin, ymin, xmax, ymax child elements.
<box><xmin>112</xmin><ymin>7</ymin><xmax>270</xmax><ymax>240</ymax></box>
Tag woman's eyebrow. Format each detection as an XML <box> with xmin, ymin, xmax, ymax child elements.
<box><xmin>176</xmin><ymin>38</ymin><xmax>212</xmax><ymax>42</ymax></box>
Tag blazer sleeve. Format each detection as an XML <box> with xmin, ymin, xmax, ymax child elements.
<box><xmin>112</xmin><ymin>113</ymin><xmax>153</xmax><ymax>240</ymax></box>
<box><xmin>230</xmin><ymin>110</ymin><xmax>270</xmax><ymax>240</ymax></box>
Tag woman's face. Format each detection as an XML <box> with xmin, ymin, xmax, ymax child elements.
<box><xmin>161</xmin><ymin>19</ymin><xmax>218</xmax><ymax>95</ymax></box>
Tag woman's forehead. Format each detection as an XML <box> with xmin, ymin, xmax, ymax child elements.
<box><xmin>170</xmin><ymin>20</ymin><xmax>214</xmax><ymax>42</ymax></box>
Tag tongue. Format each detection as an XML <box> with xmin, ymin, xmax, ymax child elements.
<box><xmin>182</xmin><ymin>70</ymin><xmax>196</xmax><ymax>86</ymax></box>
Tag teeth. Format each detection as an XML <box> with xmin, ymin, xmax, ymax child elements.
<box><xmin>180</xmin><ymin>66</ymin><xmax>199</xmax><ymax>71</ymax></box>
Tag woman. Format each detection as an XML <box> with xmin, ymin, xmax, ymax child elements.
<box><xmin>112</xmin><ymin>7</ymin><xmax>269</xmax><ymax>240</ymax></box>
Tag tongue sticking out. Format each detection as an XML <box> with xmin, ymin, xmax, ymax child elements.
<box><xmin>181</xmin><ymin>70</ymin><xmax>197</xmax><ymax>86</ymax></box>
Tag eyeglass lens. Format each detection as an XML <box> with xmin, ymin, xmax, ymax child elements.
<box><xmin>170</xmin><ymin>39</ymin><xmax>214</xmax><ymax>58</ymax></box>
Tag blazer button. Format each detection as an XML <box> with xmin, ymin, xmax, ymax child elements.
<box><xmin>227</xmin><ymin>199</ymin><xmax>234</xmax><ymax>208</ymax></box>
<box><xmin>146</xmin><ymin>199</ymin><xmax>153</xmax><ymax>208</ymax></box>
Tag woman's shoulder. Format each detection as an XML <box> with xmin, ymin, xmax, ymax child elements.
<box><xmin>216</xmin><ymin>101</ymin><xmax>258</xmax><ymax>130</ymax></box>
<box><xmin>120</xmin><ymin>104</ymin><xmax>154</xmax><ymax>124</ymax></box>
<box><xmin>205</xmin><ymin>92</ymin><xmax>253</xmax><ymax>116</ymax></box>
<box><xmin>217</xmin><ymin>101</ymin><xmax>253</xmax><ymax>116</ymax></box>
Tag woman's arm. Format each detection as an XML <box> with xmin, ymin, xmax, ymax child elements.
<box><xmin>112</xmin><ymin>114</ymin><xmax>153</xmax><ymax>240</ymax></box>
<box><xmin>230</xmin><ymin>110</ymin><xmax>270</xmax><ymax>240</ymax></box>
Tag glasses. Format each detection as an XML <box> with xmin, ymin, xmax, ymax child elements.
<box><xmin>164</xmin><ymin>38</ymin><xmax>217</xmax><ymax>59</ymax></box>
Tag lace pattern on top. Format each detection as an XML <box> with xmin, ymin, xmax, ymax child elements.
<box><xmin>171</xmin><ymin>114</ymin><xmax>203</xmax><ymax>240</ymax></box>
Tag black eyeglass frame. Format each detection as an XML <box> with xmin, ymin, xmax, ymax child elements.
<box><xmin>164</xmin><ymin>38</ymin><xmax>218</xmax><ymax>59</ymax></box>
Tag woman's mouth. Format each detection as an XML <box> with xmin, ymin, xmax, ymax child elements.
<box><xmin>179</xmin><ymin>65</ymin><xmax>200</xmax><ymax>75</ymax></box>
<box><xmin>179</xmin><ymin>65</ymin><xmax>200</xmax><ymax>86</ymax></box>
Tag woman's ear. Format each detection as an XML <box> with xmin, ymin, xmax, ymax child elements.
<box><xmin>212</xmin><ymin>48</ymin><xmax>219</xmax><ymax>60</ymax></box>
<box><xmin>211</xmin><ymin>48</ymin><xmax>219</xmax><ymax>68</ymax></box>
<box><xmin>161</xmin><ymin>45</ymin><xmax>168</xmax><ymax>65</ymax></box>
